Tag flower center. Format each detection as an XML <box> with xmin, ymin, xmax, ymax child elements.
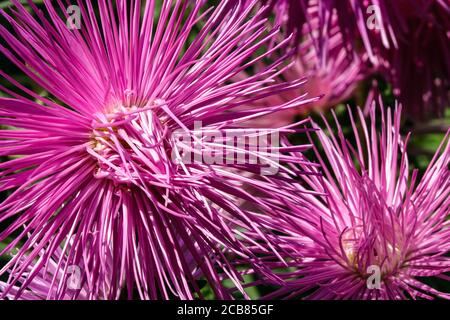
<box><xmin>88</xmin><ymin>103</ymin><xmax>173</xmax><ymax>186</ymax></box>
<box><xmin>340</xmin><ymin>226</ymin><xmax>404</xmax><ymax>280</ymax></box>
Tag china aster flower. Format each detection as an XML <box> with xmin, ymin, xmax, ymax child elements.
<box><xmin>0</xmin><ymin>0</ymin><xmax>318</xmax><ymax>299</ymax></box>
<box><xmin>236</xmin><ymin>7</ymin><xmax>367</xmax><ymax>128</ymax></box>
<box><xmin>378</xmin><ymin>0</ymin><xmax>449</xmax><ymax>118</ymax></box>
<box><xmin>263</xmin><ymin>0</ymin><xmax>398</xmax><ymax>61</ymax></box>
<box><xmin>260</xmin><ymin>0</ymin><xmax>373</xmax><ymax>55</ymax></box>
<box><xmin>238</xmin><ymin>101</ymin><xmax>450</xmax><ymax>299</ymax></box>
<box><xmin>265</xmin><ymin>0</ymin><xmax>449</xmax><ymax>118</ymax></box>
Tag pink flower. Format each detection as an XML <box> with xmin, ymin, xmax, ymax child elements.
<box><xmin>266</xmin><ymin>0</ymin><xmax>449</xmax><ymax>118</ymax></box>
<box><xmin>237</xmin><ymin>6</ymin><xmax>367</xmax><ymax>128</ymax></box>
<box><xmin>241</xmin><ymin>100</ymin><xmax>450</xmax><ymax>299</ymax></box>
<box><xmin>0</xmin><ymin>0</ymin><xmax>316</xmax><ymax>299</ymax></box>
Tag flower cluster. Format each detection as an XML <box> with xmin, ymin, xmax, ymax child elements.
<box><xmin>0</xmin><ymin>0</ymin><xmax>448</xmax><ymax>300</ymax></box>
<box><xmin>264</xmin><ymin>0</ymin><xmax>449</xmax><ymax>118</ymax></box>
<box><xmin>239</xmin><ymin>102</ymin><xmax>450</xmax><ymax>299</ymax></box>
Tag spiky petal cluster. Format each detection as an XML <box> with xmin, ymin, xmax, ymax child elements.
<box><xmin>377</xmin><ymin>0</ymin><xmax>449</xmax><ymax>117</ymax></box>
<box><xmin>238</xmin><ymin>6</ymin><xmax>367</xmax><ymax>128</ymax></box>
<box><xmin>266</xmin><ymin>0</ymin><xmax>449</xmax><ymax>118</ymax></box>
<box><xmin>241</xmin><ymin>101</ymin><xmax>450</xmax><ymax>299</ymax></box>
<box><xmin>0</xmin><ymin>247</ymin><xmax>93</xmax><ymax>300</ymax></box>
<box><xmin>0</xmin><ymin>0</ymin><xmax>316</xmax><ymax>299</ymax></box>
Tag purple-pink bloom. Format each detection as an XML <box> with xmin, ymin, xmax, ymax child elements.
<box><xmin>236</xmin><ymin>7</ymin><xmax>367</xmax><ymax>128</ymax></box>
<box><xmin>0</xmin><ymin>0</ymin><xmax>316</xmax><ymax>300</ymax></box>
<box><xmin>240</xmin><ymin>101</ymin><xmax>450</xmax><ymax>299</ymax></box>
<box><xmin>377</xmin><ymin>0</ymin><xmax>449</xmax><ymax>117</ymax></box>
<box><xmin>266</xmin><ymin>0</ymin><xmax>449</xmax><ymax>118</ymax></box>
